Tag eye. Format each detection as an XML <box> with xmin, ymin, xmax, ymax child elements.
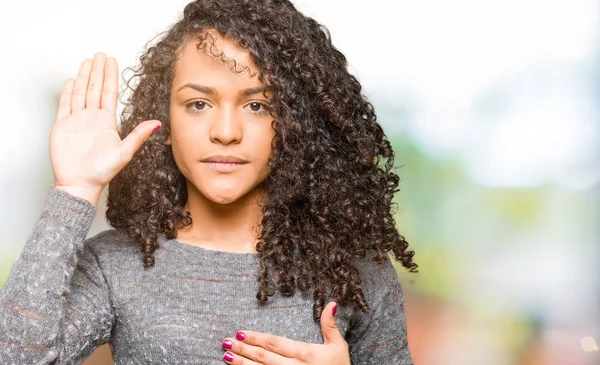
<box><xmin>245</xmin><ymin>101</ymin><xmax>271</xmax><ymax>116</ymax></box>
<box><xmin>185</xmin><ymin>100</ymin><xmax>212</xmax><ymax>113</ymax></box>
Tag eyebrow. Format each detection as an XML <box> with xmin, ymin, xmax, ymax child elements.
<box><xmin>176</xmin><ymin>83</ymin><xmax>270</xmax><ymax>97</ymax></box>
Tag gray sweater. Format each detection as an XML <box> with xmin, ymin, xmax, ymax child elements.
<box><xmin>0</xmin><ymin>187</ymin><xmax>413</xmax><ymax>364</ymax></box>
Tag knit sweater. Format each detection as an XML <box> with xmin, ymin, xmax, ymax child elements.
<box><xmin>0</xmin><ymin>187</ymin><xmax>413</xmax><ymax>364</ymax></box>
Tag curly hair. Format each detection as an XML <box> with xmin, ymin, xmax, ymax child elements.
<box><xmin>106</xmin><ymin>0</ymin><xmax>418</xmax><ymax>323</ymax></box>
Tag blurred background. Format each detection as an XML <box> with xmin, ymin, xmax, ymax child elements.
<box><xmin>1</xmin><ymin>0</ymin><xmax>598</xmax><ymax>364</ymax></box>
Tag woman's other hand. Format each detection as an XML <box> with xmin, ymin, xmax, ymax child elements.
<box><xmin>221</xmin><ymin>302</ymin><xmax>350</xmax><ymax>365</ymax></box>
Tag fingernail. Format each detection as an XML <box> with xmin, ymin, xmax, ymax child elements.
<box><xmin>332</xmin><ymin>303</ymin><xmax>337</xmax><ymax>316</ymax></box>
<box><xmin>152</xmin><ymin>125</ymin><xmax>161</xmax><ymax>133</ymax></box>
<box><xmin>222</xmin><ymin>339</ymin><xmax>233</xmax><ymax>350</ymax></box>
<box><xmin>236</xmin><ymin>331</ymin><xmax>245</xmax><ymax>341</ymax></box>
<box><xmin>223</xmin><ymin>351</ymin><xmax>234</xmax><ymax>362</ymax></box>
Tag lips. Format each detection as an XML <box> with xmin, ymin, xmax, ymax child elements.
<box><xmin>200</xmin><ymin>155</ymin><xmax>248</xmax><ymax>173</ymax></box>
<box><xmin>201</xmin><ymin>155</ymin><xmax>248</xmax><ymax>164</ymax></box>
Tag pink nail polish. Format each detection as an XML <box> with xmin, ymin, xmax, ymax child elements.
<box><xmin>152</xmin><ymin>125</ymin><xmax>161</xmax><ymax>132</ymax></box>
<box><xmin>236</xmin><ymin>331</ymin><xmax>245</xmax><ymax>341</ymax></box>
<box><xmin>332</xmin><ymin>304</ymin><xmax>337</xmax><ymax>316</ymax></box>
<box><xmin>222</xmin><ymin>339</ymin><xmax>233</xmax><ymax>350</ymax></box>
<box><xmin>224</xmin><ymin>351</ymin><xmax>234</xmax><ymax>362</ymax></box>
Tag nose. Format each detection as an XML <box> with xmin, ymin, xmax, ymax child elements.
<box><xmin>208</xmin><ymin>106</ymin><xmax>242</xmax><ymax>145</ymax></box>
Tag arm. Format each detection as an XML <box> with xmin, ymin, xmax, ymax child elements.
<box><xmin>346</xmin><ymin>253</ymin><xmax>413</xmax><ymax>365</ymax></box>
<box><xmin>0</xmin><ymin>187</ymin><xmax>115</xmax><ymax>364</ymax></box>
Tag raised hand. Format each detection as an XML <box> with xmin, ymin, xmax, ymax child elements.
<box><xmin>221</xmin><ymin>302</ymin><xmax>351</xmax><ymax>365</ymax></box>
<box><xmin>49</xmin><ymin>52</ymin><xmax>162</xmax><ymax>206</ymax></box>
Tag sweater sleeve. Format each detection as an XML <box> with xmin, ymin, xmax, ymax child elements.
<box><xmin>346</xmin><ymin>253</ymin><xmax>414</xmax><ymax>365</ymax></box>
<box><xmin>0</xmin><ymin>187</ymin><xmax>115</xmax><ymax>364</ymax></box>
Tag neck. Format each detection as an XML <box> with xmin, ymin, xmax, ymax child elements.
<box><xmin>175</xmin><ymin>182</ymin><xmax>266</xmax><ymax>253</ymax></box>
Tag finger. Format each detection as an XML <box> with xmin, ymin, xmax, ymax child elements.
<box><xmin>222</xmin><ymin>351</ymin><xmax>261</xmax><ymax>365</ymax></box>
<box><xmin>101</xmin><ymin>57</ymin><xmax>119</xmax><ymax>115</ymax></box>
<box><xmin>71</xmin><ymin>58</ymin><xmax>92</xmax><ymax>111</ymax></box>
<box><xmin>223</xmin><ymin>338</ymin><xmax>289</xmax><ymax>365</ymax></box>
<box><xmin>320</xmin><ymin>301</ymin><xmax>344</xmax><ymax>345</ymax></box>
<box><xmin>120</xmin><ymin>120</ymin><xmax>162</xmax><ymax>163</ymax></box>
<box><xmin>56</xmin><ymin>78</ymin><xmax>75</xmax><ymax>121</ymax></box>
<box><xmin>86</xmin><ymin>52</ymin><xmax>107</xmax><ymax>109</ymax></box>
<box><xmin>232</xmin><ymin>330</ymin><xmax>301</xmax><ymax>359</ymax></box>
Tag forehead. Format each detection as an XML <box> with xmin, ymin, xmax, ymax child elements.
<box><xmin>173</xmin><ymin>30</ymin><xmax>260</xmax><ymax>87</ymax></box>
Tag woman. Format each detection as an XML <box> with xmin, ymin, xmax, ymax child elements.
<box><xmin>0</xmin><ymin>0</ymin><xmax>417</xmax><ymax>363</ymax></box>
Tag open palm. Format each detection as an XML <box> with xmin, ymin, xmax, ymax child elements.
<box><xmin>49</xmin><ymin>53</ymin><xmax>161</xmax><ymax>202</ymax></box>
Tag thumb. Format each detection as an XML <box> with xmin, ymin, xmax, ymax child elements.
<box><xmin>120</xmin><ymin>120</ymin><xmax>162</xmax><ymax>163</ymax></box>
<box><xmin>321</xmin><ymin>301</ymin><xmax>344</xmax><ymax>345</ymax></box>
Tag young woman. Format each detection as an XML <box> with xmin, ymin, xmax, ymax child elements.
<box><xmin>0</xmin><ymin>0</ymin><xmax>418</xmax><ymax>364</ymax></box>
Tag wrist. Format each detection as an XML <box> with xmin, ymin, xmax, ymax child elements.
<box><xmin>53</xmin><ymin>184</ymin><xmax>102</xmax><ymax>207</ymax></box>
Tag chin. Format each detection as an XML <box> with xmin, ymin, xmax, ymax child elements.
<box><xmin>206</xmin><ymin>194</ymin><xmax>242</xmax><ymax>205</ymax></box>
<box><xmin>194</xmin><ymin>177</ymin><xmax>267</xmax><ymax>205</ymax></box>
<box><xmin>201</xmin><ymin>187</ymin><xmax>248</xmax><ymax>205</ymax></box>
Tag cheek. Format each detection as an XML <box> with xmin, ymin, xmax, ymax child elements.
<box><xmin>242</xmin><ymin>125</ymin><xmax>274</xmax><ymax>180</ymax></box>
<box><xmin>168</xmin><ymin>129</ymin><xmax>205</xmax><ymax>174</ymax></box>
<box><xmin>255</xmin><ymin>124</ymin><xmax>276</xmax><ymax>157</ymax></box>
<box><xmin>258</xmin><ymin>137</ymin><xmax>275</xmax><ymax>175</ymax></box>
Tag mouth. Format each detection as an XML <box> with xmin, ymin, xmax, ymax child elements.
<box><xmin>201</xmin><ymin>155</ymin><xmax>249</xmax><ymax>164</ymax></box>
<box><xmin>202</xmin><ymin>161</ymin><xmax>247</xmax><ymax>173</ymax></box>
<box><xmin>200</xmin><ymin>155</ymin><xmax>248</xmax><ymax>172</ymax></box>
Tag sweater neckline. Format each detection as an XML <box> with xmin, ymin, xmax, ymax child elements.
<box><xmin>157</xmin><ymin>233</ymin><xmax>260</xmax><ymax>262</ymax></box>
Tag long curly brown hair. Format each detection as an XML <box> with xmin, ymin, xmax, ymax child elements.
<box><xmin>106</xmin><ymin>0</ymin><xmax>418</xmax><ymax>322</ymax></box>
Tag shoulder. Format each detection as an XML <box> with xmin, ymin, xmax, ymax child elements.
<box><xmin>82</xmin><ymin>228</ymin><xmax>139</xmax><ymax>261</ymax></box>
<box><xmin>352</xmin><ymin>251</ymin><xmax>400</xmax><ymax>291</ymax></box>
<box><xmin>84</xmin><ymin>228</ymin><xmax>136</xmax><ymax>248</ymax></box>
<box><xmin>349</xmin><ymin>250</ymin><xmax>404</xmax><ymax>312</ymax></box>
